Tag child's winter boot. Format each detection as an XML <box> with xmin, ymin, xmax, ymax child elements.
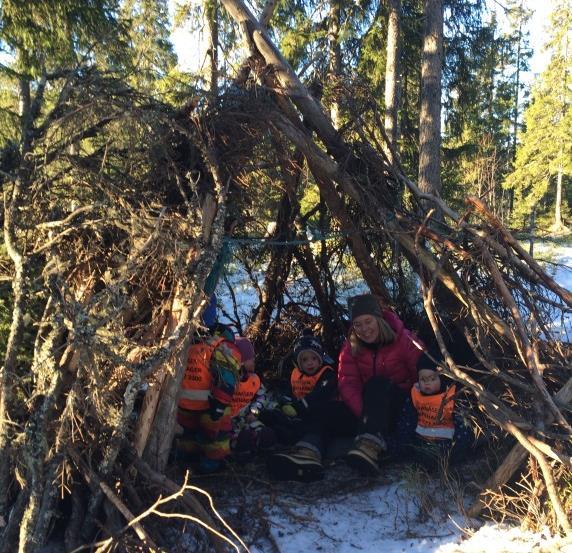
<box><xmin>267</xmin><ymin>443</ymin><xmax>323</xmax><ymax>482</ymax></box>
<box><xmin>346</xmin><ymin>433</ymin><xmax>386</xmax><ymax>476</ymax></box>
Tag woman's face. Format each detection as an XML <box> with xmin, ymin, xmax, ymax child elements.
<box><xmin>352</xmin><ymin>314</ymin><xmax>380</xmax><ymax>344</ymax></box>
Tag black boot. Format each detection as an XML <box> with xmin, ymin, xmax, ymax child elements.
<box><xmin>267</xmin><ymin>444</ymin><xmax>324</xmax><ymax>482</ymax></box>
<box><xmin>346</xmin><ymin>434</ymin><xmax>386</xmax><ymax>476</ymax></box>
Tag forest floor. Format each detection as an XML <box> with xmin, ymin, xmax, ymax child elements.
<box><xmin>167</xmin><ymin>446</ymin><xmax>571</xmax><ymax>553</ymax></box>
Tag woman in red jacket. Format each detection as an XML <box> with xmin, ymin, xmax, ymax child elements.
<box><xmin>341</xmin><ymin>293</ymin><xmax>424</xmax><ymax>474</ymax></box>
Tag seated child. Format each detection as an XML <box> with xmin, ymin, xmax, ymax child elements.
<box><xmin>260</xmin><ymin>329</ymin><xmax>337</xmax><ymax>446</ymax></box>
<box><xmin>176</xmin><ymin>324</ymin><xmax>241</xmax><ymax>474</ymax></box>
<box><xmin>400</xmin><ymin>350</ymin><xmax>473</xmax><ymax>469</ymax></box>
<box><xmin>230</xmin><ymin>337</ymin><xmax>276</xmax><ymax>461</ymax></box>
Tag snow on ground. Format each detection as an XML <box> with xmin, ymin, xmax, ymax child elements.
<box><xmin>545</xmin><ymin>245</ymin><xmax>572</xmax><ymax>291</ymax></box>
<box><xmin>204</xmin><ymin>455</ymin><xmax>570</xmax><ymax>553</ymax></box>
<box><xmin>262</xmin><ymin>482</ymin><xmax>461</xmax><ymax>553</ymax></box>
<box><xmin>529</xmin><ymin>243</ymin><xmax>572</xmax><ymax>342</ymax></box>
<box><xmin>240</xmin><ymin>465</ymin><xmax>570</xmax><ymax>553</ymax></box>
<box><xmin>439</xmin><ymin>524</ymin><xmax>571</xmax><ymax>553</ymax></box>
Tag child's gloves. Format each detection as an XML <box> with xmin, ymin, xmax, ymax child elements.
<box><xmin>281</xmin><ymin>403</ymin><xmax>298</xmax><ymax>418</ymax></box>
<box><xmin>208</xmin><ymin>395</ymin><xmax>227</xmax><ymax>421</ymax></box>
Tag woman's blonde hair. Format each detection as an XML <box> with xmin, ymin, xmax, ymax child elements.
<box><xmin>349</xmin><ymin>315</ymin><xmax>396</xmax><ymax>355</ymax></box>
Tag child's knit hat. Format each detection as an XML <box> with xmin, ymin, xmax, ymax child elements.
<box><xmin>416</xmin><ymin>348</ymin><xmax>442</xmax><ymax>373</ymax></box>
<box><xmin>235</xmin><ymin>337</ymin><xmax>255</xmax><ymax>364</ymax></box>
<box><xmin>348</xmin><ymin>293</ymin><xmax>382</xmax><ymax>320</ymax></box>
<box><xmin>293</xmin><ymin>328</ymin><xmax>324</xmax><ymax>368</ymax></box>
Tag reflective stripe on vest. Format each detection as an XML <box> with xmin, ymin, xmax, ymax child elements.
<box><xmin>290</xmin><ymin>365</ymin><xmax>332</xmax><ymax>399</ymax></box>
<box><xmin>415</xmin><ymin>425</ymin><xmax>455</xmax><ymax>440</ymax></box>
<box><xmin>178</xmin><ymin>337</ymin><xmax>225</xmax><ymax>411</ymax></box>
<box><xmin>179</xmin><ymin>389</ymin><xmax>210</xmax><ymax>402</ymax></box>
<box><xmin>411</xmin><ymin>383</ymin><xmax>456</xmax><ymax>441</ymax></box>
<box><xmin>230</xmin><ymin>374</ymin><xmax>261</xmax><ymax>417</ymax></box>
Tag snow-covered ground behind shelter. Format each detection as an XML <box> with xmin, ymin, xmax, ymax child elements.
<box><xmin>214</xmin><ymin>242</ymin><xmax>572</xmax><ymax>552</ymax></box>
<box><xmin>530</xmin><ymin>243</ymin><xmax>572</xmax><ymax>342</ymax></box>
<box><xmin>215</xmin><ymin>242</ymin><xmax>572</xmax><ymax>343</ymax></box>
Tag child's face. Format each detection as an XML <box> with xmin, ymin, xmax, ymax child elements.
<box><xmin>418</xmin><ymin>369</ymin><xmax>441</xmax><ymax>395</ymax></box>
<box><xmin>299</xmin><ymin>351</ymin><xmax>321</xmax><ymax>373</ymax></box>
<box><xmin>242</xmin><ymin>358</ymin><xmax>255</xmax><ymax>373</ymax></box>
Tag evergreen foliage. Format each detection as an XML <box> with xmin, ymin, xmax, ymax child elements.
<box><xmin>504</xmin><ymin>1</ymin><xmax>571</xmax><ymax>229</ymax></box>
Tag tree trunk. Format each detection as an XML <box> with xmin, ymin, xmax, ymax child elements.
<box><xmin>140</xmin><ymin>298</ymin><xmax>192</xmax><ymax>470</ymax></box>
<box><xmin>18</xmin><ymin>75</ymin><xmax>31</xmax><ymax>151</ymax></box>
<box><xmin>529</xmin><ymin>207</ymin><xmax>536</xmax><ymax>256</ymax></box>
<box><xmin>384</xmin><ymin>0</ymin><xmax>401</xmax><ymax>166</ymax></box>
<box><xmin>509</xmin><ymin>12</ymin><xmax>524</xmax><ymax>219</ymax></box>
<box><xmin>328</xmin><ymin>0</ymin><xmax>342</xmax><ymax>128</ymax></box>
<box><xmin>206</xmin><ymin>0</ymin><xmax>219</xmax><ymax>101</ymax></box>
<box><xmin>554</xmin><ymin>156</ymin><xmax>563</xmax><ymax>231</ymax></box>
<box><xmin>18</xmin><ymin>300</ymin><xmax>67</xmax><ymax>552</ymax></box>
<box><xmin>249</xmin><ymin>133</ymin><xmax>301</xmax><ymax>343</ymax></box>
<box><xmin>0</xmin><ymin>67</ymin><xmax>34</xmax><ymax>521</ymax></box>
<box><xmin>249</xmin><ymin>243</ymin><xmax>295</xmax><ymax>342</ymax></box>
<box><xmin>418</xmin><ymin>0</ymin><xmax>443</xmax><ymax>203</ymax></box>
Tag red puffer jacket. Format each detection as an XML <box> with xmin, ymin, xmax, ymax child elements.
<box><xmin>338</xmin><ymin>310</ymin><xmax>424</xmax><ymax>417</ymax></box>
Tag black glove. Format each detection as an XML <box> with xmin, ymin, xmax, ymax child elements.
<box><xmin>208</xmin><ymin>395</ymin><xmax>226</xmax><ymax>421</ymax></box>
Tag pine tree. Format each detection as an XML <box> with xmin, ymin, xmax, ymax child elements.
<box><xmin>122</xmin><ymin>0</ymin><xmax>178</xmax><ymax>92</ymax></box>
<box><xmin>504</xmin><ymin>1</ymin><xmax>571</xmax><ymax>232</ymax></box>
<box><xmin>441</xmin><ymin>11</ymin><xmax>524</xmax><ymax>217</ymax></box>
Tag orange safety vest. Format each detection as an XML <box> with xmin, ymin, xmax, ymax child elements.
<box><xmin>230</xmin><ymin>374</ymin><xmax>261</xmax><ymax>417</ymax></box>
<box><xmin>178</xmin><ymin>337</ymin><xmax>225</xmax><ymax>411</ymax></box>
<box><xmin>290</xmin><ymin>365</ymin><xmax>332</xmax><ymax>400</ymax></box>
<box><xmin>411</xmin><ymin>384</ymin><xmax>456</xmax><ymax>440</ymax></box>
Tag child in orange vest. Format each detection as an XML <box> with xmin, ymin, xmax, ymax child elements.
<box><xmin>176</xmin><ymin>324</ymin><xmax>241</xmax><ymax>473</ymax></box>
<box><xmin>400</xmin><ymin>350</ymin><xmax>473</xmax><ymax>469</ymax></box>
<box><xmin>230</xmin><ymin>337</ymin><xmax>276</xmax><ymax>461</ymax></box>
<box><xmin>281</xmin><ymin>329</ymin><xmax>337</xmax><ymax>419</ymax></box>
<box><xmin>266</xmin><ymin>330</ymin><xmax>338</xmax><ymax>479</ymax></box>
